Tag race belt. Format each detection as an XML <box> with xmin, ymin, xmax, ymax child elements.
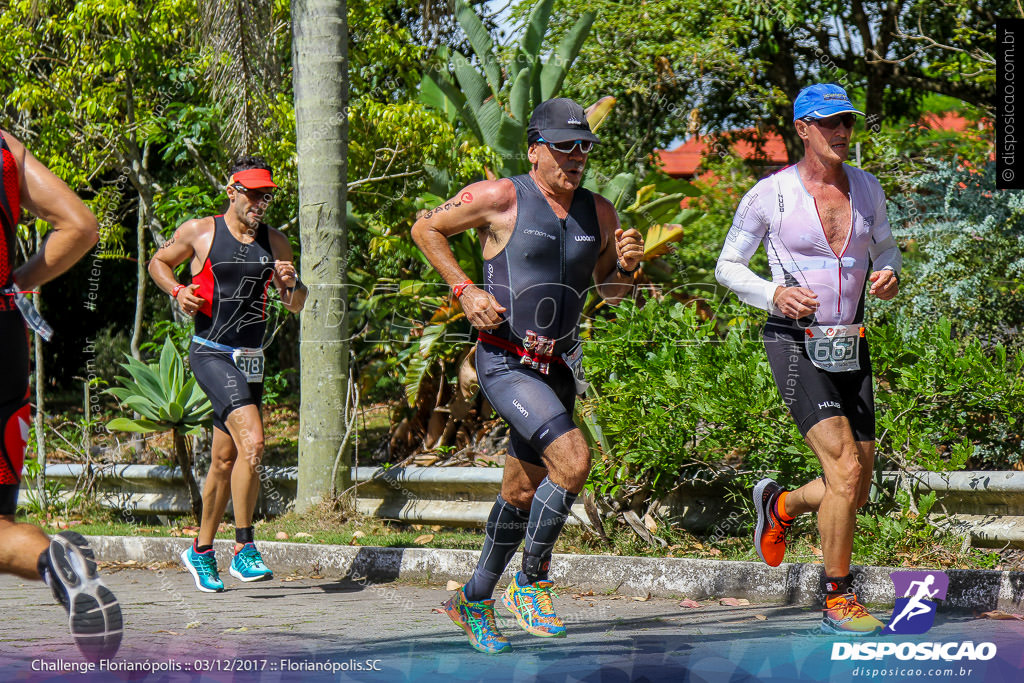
<box><xmin>192</xmin><ymin>335</ymin><xmax>265</xmax><ymax>383</ymax></box>
<box><xmin>804</xmin><ymin>324</ymin><xmax>864</xmax><ymax>373</ymax></box>
<box><xmin>478</xmin><ymin>331</ymin><xmax>564</xmax><ymax>375</ymax></box>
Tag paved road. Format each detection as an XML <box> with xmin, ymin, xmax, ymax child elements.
<box><xmin>1</xmin><ymin>564</ymin><xmax>1022</xmax><ymax>682</ymax></box>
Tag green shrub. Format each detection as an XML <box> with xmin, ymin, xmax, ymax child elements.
<box><xmin>583</xmin><ymin>300</ymin><xmax>1024</xmax><ymax>509</ymax></box>
<box><xmin>581</xmin><ymin>298</ymin><xmax>819</xmax><ymax>503</ymax></box>
<box><xmin>868</xmin><ymin>162</ymin><xmax>1024</xmax><ymax>349</ymax></box>
<box><xmin>871</xmin><ymin>318</ymin><xmax>1024</xmax><ymax>470</ymax></box>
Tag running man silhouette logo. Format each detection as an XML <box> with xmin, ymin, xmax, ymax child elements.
<box><xmin>884</xmin><ymin>570</ymin><xmax>949</xmax><ymax>635</ymax></box>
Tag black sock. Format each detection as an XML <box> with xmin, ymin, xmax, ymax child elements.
<box><xmin>521</xmin><ymin>478</ymin><xmax>577</xmax><ymax>584</ymax></box>
<box><xmin>824</xmin><ymin>573</ymin><xmax>853</xmax><ymax>600</ymax></box>
<box><xmin>37</xmin><ymin>549</ymin><xmax>51</xmax><ymax>583</ymax></box>
<box><xmin>194</xmin><ymin>539</ymin><xmax>214</xmax><ymax>554</ymax></box>
<box><xmin>235</xmin><ymin>526</ymin><xmax>254</xmax><ymax>545</ymax></box>
<box><xmin>463</xmin><ymin>495</ymin><xmax>530</xmax><ymax>602</ymax></box>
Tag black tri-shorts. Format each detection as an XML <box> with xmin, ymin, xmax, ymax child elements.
<box><xmin>475</xmin><ymin>340</ymin><xmax>578</xmax><ymax>468</ymax></box>
<box><xmin>0</xmin><ymin>308</ymin><xmax>30</xmax><ymax>515</ymax></box>
<box><xmin>763</xmin><ymin>317</ymin><xmax>875</xmax><ymax>442</ymax></box>
<box><xmin>189</xmin><ymin>341</ymin><xmax>263</xmax><ymax>433</ymax></box>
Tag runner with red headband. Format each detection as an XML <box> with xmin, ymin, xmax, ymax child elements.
<box><xmin>413</xmin><ymin>98</ymin><xmax>644</xmax><ymax>653</ymax></box>
<box><xmin>148</xmin><ymin>155</ymin><xmax>306</xmax><ymax>593</ymax></box>
<box><xmin>0</xmin><ymin>129</ymin><xmax>122</xmax><ymax>661</ymax></box>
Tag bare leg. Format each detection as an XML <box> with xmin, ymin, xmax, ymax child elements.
<box><xmin>790</xmin><ymin>417</ymin><xmax>874</xmax><ymax>577</ymax></box>
<box><xmin>196</xmin><ymin>427</ymin><xmax>237</xmax><ymax>548</ymax></box>
<box><xmin>0</xmin><ymin>515</ymin><xmax>49</xmax><ymax>579</ymax></box>
<box><xmin>540</xmin><ymin>428</ymin><xmax>591</xmax><ymax>494</ymax></box>
<box><xmin>224</xmin><ymin>405</ymin><xmax>264</xmax><ymax>552</ymax></box>
<box><xmin>500</xmin><ymin>456</ymin><xmax>548</xmax><ymax>510</ymax></box>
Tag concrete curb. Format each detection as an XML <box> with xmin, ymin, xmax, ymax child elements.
<box><xmin>84</xmin><ymin>535</ymin><xmax>1024</xmax><ymax>611</ymax></box>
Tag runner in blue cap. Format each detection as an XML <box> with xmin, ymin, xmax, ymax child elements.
<box><xmin>716</xmin><ymin>83</ymin><xmax>902</xmax><ymax>635</ymax></box>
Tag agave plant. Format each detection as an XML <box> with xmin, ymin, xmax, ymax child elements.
<box><xmin>105</xmin><ymin>337</ymin><xmax>211</xmax><ymax>520</ymax></box>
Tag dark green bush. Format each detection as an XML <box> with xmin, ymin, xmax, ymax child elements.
<box><xmin>583</xmin><ymin>299</ymin><xmax>1024</xmax><ymax>506</ymax></box>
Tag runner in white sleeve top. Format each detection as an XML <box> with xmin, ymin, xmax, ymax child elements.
<box><xmin>715</xmin><ymin>83</ymin><xmax>902</xmax><ymax>636</ymax></box>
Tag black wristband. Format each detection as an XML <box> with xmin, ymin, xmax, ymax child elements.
<box><xmin>615</xmin><ymin>260</ymin><xmax>639</xmax><ymax>277</ymax></box>
<box><xmin>882</xmin><ymin>266</ymin><xmax>900</xmax><ymax>285</ymax></box>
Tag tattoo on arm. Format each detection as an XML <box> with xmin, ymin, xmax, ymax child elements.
<box><xmin>158</xmin><ymin>235</ymin><xmax>177</xmax><ymax>250</ymax></box>
<box><xmin>422</xmin><ymin>199</ymin><xmax>464</xmax><ymax>221</ymax></box>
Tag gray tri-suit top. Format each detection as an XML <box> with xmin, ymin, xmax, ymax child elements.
<box><xmin>475</xmin><ymin>173</ymin><xmax>602</xmax><ymax>466</ymax></box>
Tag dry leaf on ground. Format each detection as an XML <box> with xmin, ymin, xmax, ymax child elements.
<box><xmin>678</xmin><ymin>599</ymin><xmax>702</xmax><ymax>608</ymax></box>
<box><xmin>275</xmin><ymin>531</ymin><xmax>289</xmax><ymax>540</ymax></box>
<box><xmin>719</xmin><ymin>597</ymin><xmax>751</xmax><ymax>607</ymax></box>
<box><xmin>753</xmin><ymin>614</ymin><xmax>767</xmax><ymax>621</ymax></box>
<box><xmin>294</xmin><ymin>532</ymin><xmax>313</xmax><ymax>539</ymax></box>
<box><xmin>633</xmin><ymin>593</ymin><xmax>651</xmax><ymax>602</ymax></box>
<box><xmin>413</xmin><ymin>534</ymin><xmax>435</xmax><ymax>545</ymax></box>
<box><xmin>980</xmin><ymin>610</ymin><xmax>1024</xmax><ymax>620</ymax></box>
<box><xmin>446</xmin><ymin>580</ymin><xmax>462</xmax><ymax>591</ymax></box>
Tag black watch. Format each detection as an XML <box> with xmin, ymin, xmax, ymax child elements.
<box><xmin>615</xmin><ymin>260</ymin><xmax>639</xmax><ymax>277</ymax></box>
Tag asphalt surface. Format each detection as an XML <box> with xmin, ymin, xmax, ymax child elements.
<box><xmin>1</xmin><ymin>563</ymin><xmax>1023</xmax><ymax>683</ymax></box>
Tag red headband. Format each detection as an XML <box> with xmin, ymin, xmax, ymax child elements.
<box><xmin>229</xmin><ymin>168</ymin><xmax>277</xmax><ymax>189</ymax></box>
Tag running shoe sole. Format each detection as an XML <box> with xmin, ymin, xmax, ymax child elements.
<box><xmin>179</xmin><ymin>548</ymin><xmax>224</xmax><ymax>593</ymax></box>
<box><xmin>821</xmin><ymin>620</ymin><xmax>883</xmax><ymax>636</ymax></box>
<box><xmin>48</xmin><ymin>531</ymin><xmax>123</xmax><ymax>662</ymax></box>
<box><xmin>752</xmin><ymin>478</ymin><xmax>778</xmax><ymax>565</ymax></box>
<box><xmin>229</xmin><ymin>565</ymin><xmax>273</xmax><ymax>582</ymax></box>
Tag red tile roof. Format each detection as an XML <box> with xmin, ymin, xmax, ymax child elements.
<box><xmin>656</xmin><ymin>112</ymin><xmax>990</xmax><ymax>178</ymax></box>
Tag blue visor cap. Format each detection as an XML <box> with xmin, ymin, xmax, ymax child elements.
<box><xmin>793</xmin><ymin>84</ymin><xmax>865</xmax><ymax>121</ymax></box>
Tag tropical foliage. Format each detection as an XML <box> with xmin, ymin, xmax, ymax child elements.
<box><xmin>106</xmin><ymin>338</ymin><xmax>211</xmax><ymax>519</ymax></box>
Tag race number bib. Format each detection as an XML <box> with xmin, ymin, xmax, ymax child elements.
<box><xmin>561</xmin><ymin>342</ymin><xmax>589</xmax><ymax>396</ymax></box>
<box><xmin>804</xmin><ymin>325</ymin><xmax>863</xmax><ymax>373</ymax></box>
<box><xmin>231</xmin><ymin>347</ymin><xmax>265</xmax><ymax>383</ymax></box>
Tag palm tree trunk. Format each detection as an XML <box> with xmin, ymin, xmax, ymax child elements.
<box><xmin>292</xmin><ymin>0</ymin><xmax>351</xmax><ymax>511</ymax></box>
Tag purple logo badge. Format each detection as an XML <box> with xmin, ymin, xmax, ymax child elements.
<box><xmin>884</xmin><ymin>570</ymin><xmax>949</xmax><ymax>635</ymax></box>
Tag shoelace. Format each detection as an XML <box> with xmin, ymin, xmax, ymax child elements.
<box><xmin>830</xmin><ymin>594</ymin><xmax>868</xmax><ymax>618</ymax></box>
<box><xmin>530</xmin><ymin>586</ymin><xmax>557</xmax><ymax>617</ymax></box>
<box><xmin>194</xmin><ymin>554</ymin><xmax>217</xmax><ymax>576</ymax></box>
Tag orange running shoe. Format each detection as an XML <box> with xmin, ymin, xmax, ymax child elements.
<box><xmin>821</xmin><ymin>592</ymin><xmax>885</xmax><ymax>635</ymax></box>
<box><xmin>752</xmin><ymin>478</ymin><xmax>792</xmax><ymax>567</ymax></box>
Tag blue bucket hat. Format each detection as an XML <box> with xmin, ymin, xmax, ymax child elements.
<box><xmin>793</xmin><ymin>84</ymin><xmax>864</xmax><ymax>121</ymax></box>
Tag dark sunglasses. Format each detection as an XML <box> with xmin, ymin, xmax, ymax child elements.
<box><xmin>231</xmin><ymin>183</ymin><xmax>276</xmax><ymax>201</ymax></box>
<box><xmin>537</xmin><ymin>137</ymin><xmax>594</xmax><ymax>154</ymax></box>
<box><xmin>802</xmin><ymin>113</ymin><xmax>856</xmax><ymax>130</ymax></box>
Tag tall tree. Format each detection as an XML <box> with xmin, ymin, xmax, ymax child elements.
<box><xmin>292</xmin><ymin>0</ymin><xmax>350</xmax><ymax>511</ymax></box>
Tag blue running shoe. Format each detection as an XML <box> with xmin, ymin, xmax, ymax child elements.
<box><xmin>441</xmin><ymin>587</ymin><xmax>511</xmax><ymax>654</ymax></box>
<box><xmin>229</xmin><ymin>542</ymin><xmax>273</xmax><ymax>582</ymax></box>
<box><xmin>180</xmin><ymin>542</ymin><xmax>224</xmax><ymax>592</ymax></box>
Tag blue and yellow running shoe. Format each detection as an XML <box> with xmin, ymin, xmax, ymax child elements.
<box><xmin>229</xmin><ymin>542</ymin><xmax>273</xmax><ymax>582</ymax></box>
<box><xmin>441</xmin><ymin>587</ymin><xmax>511</xmax><ymax>654</ymax></box>
<box><xmin>180</xmin><ymin>542</ymin><xmax>224</xmax><ymax>592</ymax></box>
<box><xmin>502</xmin><ymin>574</ymin><xmax>566</xmax><ymax>638</ymax></box>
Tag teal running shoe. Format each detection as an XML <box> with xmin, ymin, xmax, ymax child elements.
<box><xmin>441</xmin><ymin>587</ymin><xmax>511</xmax><ymax>654</ymax></box>
<box><xmin>180</xmin><ymin>542</ymin><xmax>224</xmax><ymax>592</ymax></box>
<box><xmin>502</xmin><ymin>574</ymin><xmax>566</xmax><ymax>638</ymax></box>
<box><xmin>229</xmin><ymin>542</ymin><xmax>273</xmax><ymax>582</ymax></box>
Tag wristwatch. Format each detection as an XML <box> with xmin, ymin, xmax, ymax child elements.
<box><xmin>882</xmin><ymin>266</ymin><xmax>901</xmax><ymax>285</ymax></box>
<box><xmin>615</xmin><ymin>260</ymin><xmax>639</xmax><ymax>277</ymax></box>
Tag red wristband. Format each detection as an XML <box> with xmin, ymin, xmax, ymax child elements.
<box><xmin>170</xmin><ymin>284</ymin><xmax>186</xmax><ymax>299</ymax></box>
<box><xmin>452</xmin><ymin>279</ymin><xmax>473</xmax><ymax>299</ymax></box>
